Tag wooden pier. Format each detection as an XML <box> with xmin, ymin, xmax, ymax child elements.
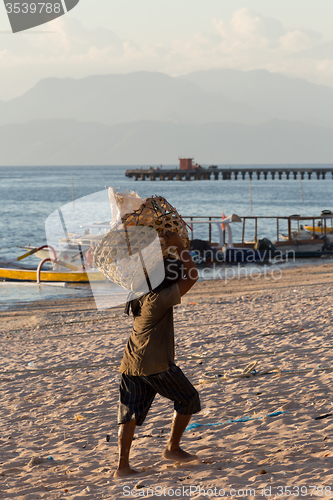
<box><xmin>125</xmin><ymin>166</ymin><xmax>333</xmax><ymax>181</ymax></box>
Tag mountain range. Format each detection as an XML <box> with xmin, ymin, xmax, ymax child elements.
<box><xmin>1</xmin><ymin>118</ymin><xmax>332</xmax><ymax>166</ymax></box>
<box><xmin>1</xmin><ymin>69</ymin><xmax>333</xmax><ymax>165</ymax></box>
<box><xmin>181</xmin><ymin>68</ymin><xmax>333</xmax><ymax>128</ymax></box>
<box><xmin>0</xmin><ymin>71</ymin><xmax>270</xmax><ymax>127</ymax></box>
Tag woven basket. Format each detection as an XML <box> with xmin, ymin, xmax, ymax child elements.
<box><xmin>93</xmin><ymin>196</ymin><xmax>189</xmax><ymax>290</ymax></box>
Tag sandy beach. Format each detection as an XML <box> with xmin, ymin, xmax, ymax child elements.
<box><xmin>1</xmin><ymin>262</ymin><xmax>333</xmax><ymax>499</ymax></box>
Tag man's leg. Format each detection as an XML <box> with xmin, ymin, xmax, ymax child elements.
<box><xmin>115</xmin><ymin>374</ymin><xmax>157</xmax><ymax>477</ymax></box>
<box><xmin>141</xmin><ymin>365</ymin><xmax>200</xmax><ymax>463</ymax></box>
<box><xmin>163</xmin><ymin>412</ymin><xmax>198</xmax><ymax>462</ymax></box>
<box><xmin>114</xmin><ymin>419</ymin><xmax>138</xmax><ymax>478</ymax></box>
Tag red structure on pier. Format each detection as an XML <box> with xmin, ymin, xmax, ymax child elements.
<box><xmin>179</xmin><ymin>158</ymin><xmax>193</xmax><ymax>170</ymax></box>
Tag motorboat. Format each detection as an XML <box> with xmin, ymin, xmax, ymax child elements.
<box><xmin>186</xmin><ymin>212</ymin><xmax>333</xmax><ymax>262</ymax></box>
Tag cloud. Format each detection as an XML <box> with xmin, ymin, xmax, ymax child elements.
<box><xmin>213</xmin><ymin>8</ymin><xmax>286</xmax><ymax>50</ymax></box>
<box><xmin>208</xmin><ymin>9</ymin><xmax>331</xmax><ymax>87</ymax></box>
<box><xmin>230</xmin><ymin>8</ymin><xmax>286</xmax><ymax>41</ymax></box>
<box><xmin>0</xmin><ymin>17</ymin><xmax>124</xmax><ymax>60</ymax></box>
<box><xmin>0</xmin><ymin>10</ymin><xmax>333</xmax><ymax>100</ymax></box>
<box><xmin>279</xmin><ymin>30</ymin><xmax>314</xmax><ymax>53</ymax></box>
<box><xmin>211</xmin><ymin>9</ymin><xmax>322</xmax><ymax>57</ymax></box>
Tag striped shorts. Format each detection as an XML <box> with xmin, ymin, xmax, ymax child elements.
<box><xmin>118</xmin><ymin>364</ymin><xmax>201</xmax><ymax>426</ymax></box>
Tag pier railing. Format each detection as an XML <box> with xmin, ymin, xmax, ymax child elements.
<box><xmin>183</xmin><ymin>214</ymin><xmax>333</xmax><ymax>246</ymax></box>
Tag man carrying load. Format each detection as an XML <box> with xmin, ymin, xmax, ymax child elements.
<box><xmin>114</xmin><ymin>230</ymin><xmax>201</xmax><ymax>477</ymax></box>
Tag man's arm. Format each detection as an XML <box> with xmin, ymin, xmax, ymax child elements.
<box><xmin>162</xmin><ymin>231</ymin><xmax>199</xmax><ymax>297</ymax></box>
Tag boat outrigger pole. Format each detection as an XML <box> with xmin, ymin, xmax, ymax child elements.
<box><xmin>17</xmin><ymin>245</ymin><xmax>57</xmax><ymax>262</ymax></box>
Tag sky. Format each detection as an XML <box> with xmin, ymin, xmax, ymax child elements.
<box><xmin>1</xmin><ymin>0</ymin><xmax>333</xmax><ymax>100</ymax></box>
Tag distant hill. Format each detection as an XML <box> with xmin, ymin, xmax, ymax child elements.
<box><xmin>0</xmin><ymin>71</ymin><xmax>270</xmax><ymax>127</ymax></box>
<box><xmin>1</xmin><ymin>118</ymin><xmax>333</xmax><ymax>166</ymax></box>
<box><xmin>181</xmin><ymin>68</ymin><xmax>333</xmax><ymax>128</ymax></box>
<box><xmin>1</xmin><ymin>69</ymin><xmax>333</xmax><ymax>165</ymax></box>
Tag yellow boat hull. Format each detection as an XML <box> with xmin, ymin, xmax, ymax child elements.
<box><xmin>304</xmin><ymin>225</ymin><xmax>333</xmax><ymax>234</ymax></box>
<box><xmin>0</xmin><ymin>267</ymin><xmax>104</xmax><ymax>283</ymax></box>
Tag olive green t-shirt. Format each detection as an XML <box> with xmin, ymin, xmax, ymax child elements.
<box><xmin>119</xmin><ymin>284</ymin><xmax>181</xmax><ymax>376</ymax></box>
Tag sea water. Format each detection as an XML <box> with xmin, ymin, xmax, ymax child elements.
<box><xmin>0</xmin><ymin>165</ymin><xmax>332</xmax><ymax>309</ymax></box>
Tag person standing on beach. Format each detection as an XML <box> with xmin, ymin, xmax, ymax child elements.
<box><xmin>114</xmin><ymin>231</ymin><xmax>200</xmax><ymax>478</ymax></box>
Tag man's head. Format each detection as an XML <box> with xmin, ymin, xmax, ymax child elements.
<box><xmin>152</xmin><ymin>257</ymin><xmax>183</xmax><ymax>292</ymax></box>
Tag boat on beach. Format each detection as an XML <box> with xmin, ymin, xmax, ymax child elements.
<box><xmin>275</xmin><ymin>212</ymin><xmax>333</xmax><ymax>258</ymax></box>
<box><xmin>19</xmin><ymin>222</ymin><xmax>113</xmax><ymax>269</ymax></box>
<box><xmin>0</xmin><ymin>226</ymin><xmax>107</xmax><ymax>283</ymax></box>
<box><xmin>185</xmin><ymin>212</ymin><xmax>333</xmax><ymax>263</ymax></box>
<box><xmin>0</xmin><ymin>222</ymin><xmax>113</xmax><ymax>283</ymax></box>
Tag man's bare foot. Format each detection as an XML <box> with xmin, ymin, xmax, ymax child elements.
<box><xmin>163</xmin><ymin>447</ymin><xmax>199</xmax><ymax>463</ymax></box>
<box><xmin>113</xmin><ymin>466</ymin><xmax>140</xmax><ymax>478</ymax></box>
